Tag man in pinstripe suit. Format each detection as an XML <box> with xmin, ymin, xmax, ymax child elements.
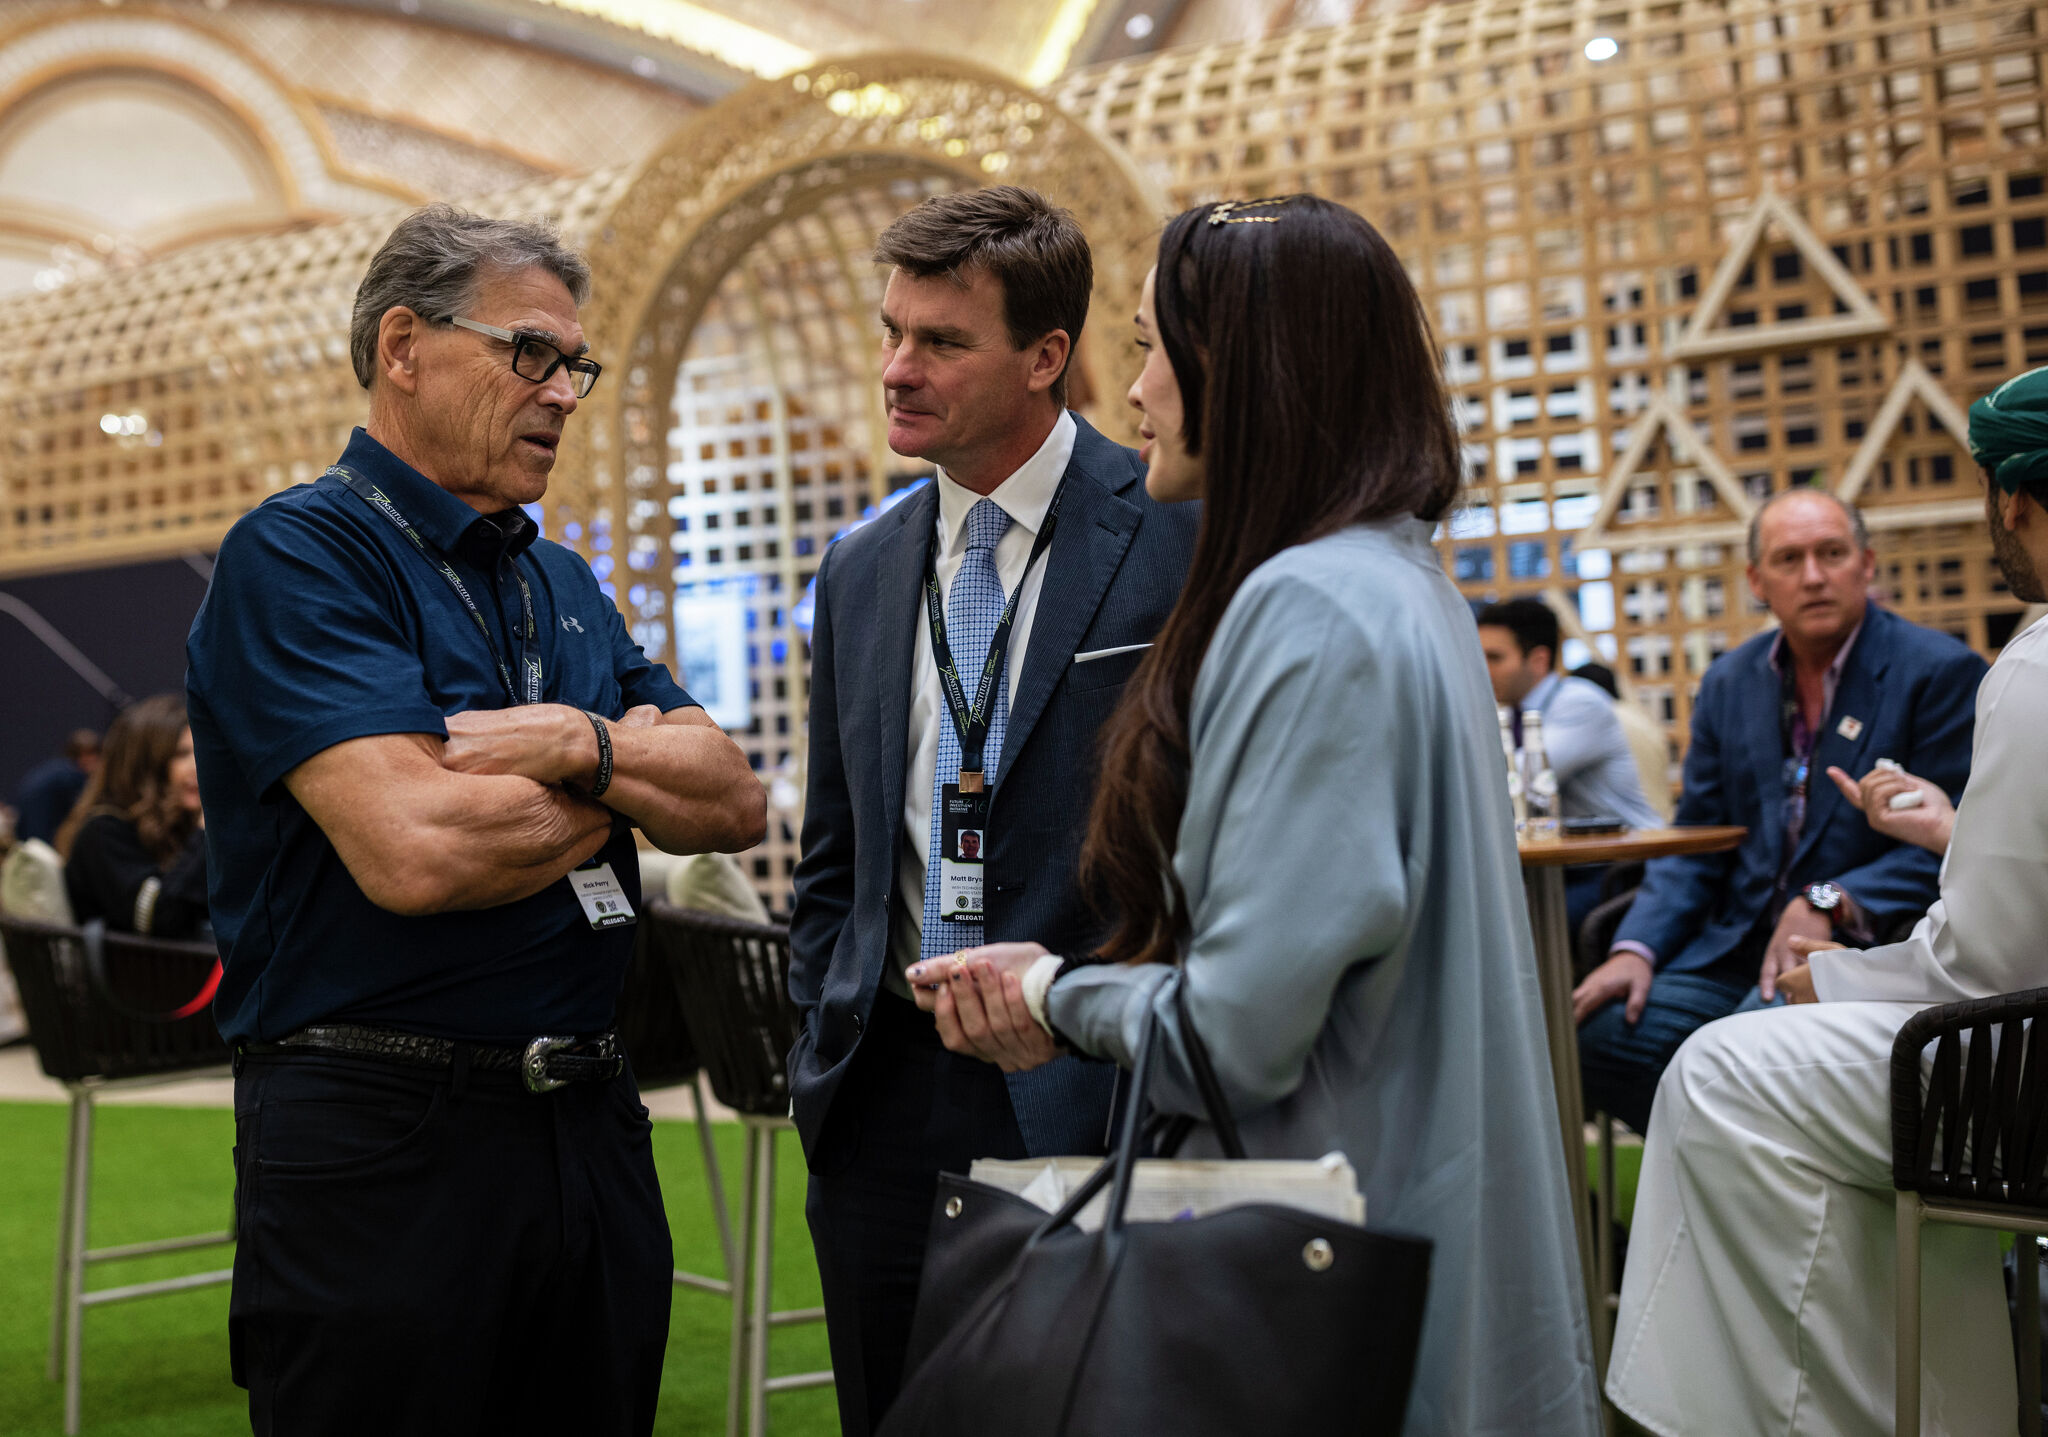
<box><xmin>787</xmin><ymin>187</ymin><xmax>1197</xmax><ymax>1435</ymax></box>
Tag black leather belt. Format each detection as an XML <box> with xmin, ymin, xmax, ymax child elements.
<box><xmin>240</xmin><ymin>1023</ymin><xmax>623</xmax><ymax>1094</ymax></box>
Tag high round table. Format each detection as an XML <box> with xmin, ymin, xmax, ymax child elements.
<box><xmin>1518</xmin><ymin>825</ymin><xmax>1748</xmax><ymax>1410</ymax></box>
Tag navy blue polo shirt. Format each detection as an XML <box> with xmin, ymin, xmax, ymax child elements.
<box><xmin>187</xmin><ymin>428</ymin><xmax>694</xmax><ymax>1046</ymax></box>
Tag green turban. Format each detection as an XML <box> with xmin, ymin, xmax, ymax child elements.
<box><xmin>1969</xmin><ymin>365</ymin><xmax>2048</xmax><ymax>494</ymax></box>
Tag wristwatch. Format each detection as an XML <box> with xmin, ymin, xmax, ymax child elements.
<box><xmin>1804</xmin><ymin>881</ymin><xmax>1845</xmax><ymax>915</ymax></box>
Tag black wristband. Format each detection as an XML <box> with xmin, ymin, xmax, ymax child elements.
<box><xmin>583</xmin><ymin>710</ymin><xmax>614</xmax><ymax>799</ymax></box>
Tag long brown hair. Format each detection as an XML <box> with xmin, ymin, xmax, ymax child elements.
<box><xmin>1080</xmin><ymin>196</ymin><xmax>1462</xmax><ymax>966</ymax></box>
<box><xmin>55</xmin><ymin>694</ymin><xmax>195</xmax><ymax>863</ymax></box>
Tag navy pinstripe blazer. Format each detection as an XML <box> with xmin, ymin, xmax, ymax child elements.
<box><xmin>787</xmin><ymin>415</ymin><xmax>1199</xmax><ymax>1160</ymax></box>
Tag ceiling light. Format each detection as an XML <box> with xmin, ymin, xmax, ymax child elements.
<box><xmin>1125</xmin><ymin>13</ymin><xmax>1154</xmax><ymax>39</ymax></box>
<box><xmin>525</xmin><ymin>0</ymin><xmax>812</xmax><ymax>78</ymax></box>
<box><xmin>1585</xmin><ymin>36</ymin><xmax>1619</xmax><ymax>61</ymax></box>
<box><xmin>1027</xmin><ymin>0</ymin><xmax>1101</xmax><ymax>87</ymax></box>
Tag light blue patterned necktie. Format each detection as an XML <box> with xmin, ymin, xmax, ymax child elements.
<box><xmin>921</xmin><ymin>498</ymin><xmax>1013</xmax><ymax>962</ymax></box>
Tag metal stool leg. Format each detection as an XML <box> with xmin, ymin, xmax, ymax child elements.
<box><xmin>2022</xmin><ymin>1234</ymin><xmax>2041</xmax><ymax>1437</ymax></box>
<box><xmin>747</xmin><ymin>1121</ymin><xmax>776</xmax><ymax>1437</ymax></box>
<box><xmin>697</xmin><ymin>1072</ymin><xmax>739</xmax><ymax>1284</ymax></box>
<box><xmin>726</xmin><ymin>1123</ymin><xmax>761</xmax><ymax>1437</ymax></box>
<box><xmin>64</xmin><ymin>1088</ymin><xmax>95</xmax><ymax>1437</ymax></box>
<box><xmin>1597</xmin><ymin>1112</ymin><xmax>1617</xmax><ymax>1319</ymax></box>
<box><xmin>48</xmin><ymin>1086</ymin><xmax>84</xmax><ymax>1382</ymax></box>
<box><xmin>1896</xmin><ymin>1192</ymin><xmax>1922</xmax><ymax>1437</ymax></box>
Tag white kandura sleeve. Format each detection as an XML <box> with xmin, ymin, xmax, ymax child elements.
<box><xmin>1811</xmin><ymin>631</ymin><xmax>2048</xmax><ymax>1006</ymax></box>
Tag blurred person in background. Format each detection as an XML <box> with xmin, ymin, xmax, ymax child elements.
<box><xmin>1476</xmin><ymin>598</ymin><xmax>1657</xmax><ymax>835</ymax></box>
<box><xmin>1478</xmin><ymin>596</ymin><xmax>1661</xmax><ymax>933</ymax></box>
<box><xmin>14</xmin><ymin>727</ymin><xmax>101</xmax><ymax>845</ymax></box>
<box><xmin>1570</xmin><ymin>489</ymin><xmax>1984</xmax><ymax>1133</ymax></box>
<box><xmin>1572</xmin><ymin>661</ymin><xmax>1676</xmax><ymax>826</ymax></box>
<box><xmin>55</xmin><ymin>696</ymin><xmax>206</xmax><ymax>939</ymax></box>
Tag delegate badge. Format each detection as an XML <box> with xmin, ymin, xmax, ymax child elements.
<box><xmin>569</xmin><ymin>860</ymin><xmax>636</xmax><ymax>929</ymax></box>
<box><xmin>938</xmin><ymin>781</ymin><xmax>988</xmax><ymax>922</ymax></box>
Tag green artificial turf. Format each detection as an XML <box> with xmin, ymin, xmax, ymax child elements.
<box><xmin>1591</xmin><ymin>1138</ymin><xmax>1645</xmax><ymax>1231</ymax></box>
<box><xmin>0</xmin><ymin>1101</ymin><xmax>837</xmax><ymax>1436</ymax></box>
<box><xmin>0</xmin><ymin>1099</ymin><xmax>1647</xmax><ymax>1436</ymax></box>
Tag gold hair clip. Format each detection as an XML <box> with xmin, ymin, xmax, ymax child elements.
<box><xmin>1208</xmin><ymin>198</ymin><xmax>1286</xmax><ymax>226</ymax></box>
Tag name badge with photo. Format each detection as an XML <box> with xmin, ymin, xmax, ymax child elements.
<box><xmin>569</xmin><ymin>861</ymin><xmax>636</xmax><ymax>929</ymax></box>
<box><xmin>938</xmin><ymin>782</ymin><xmax>989</xmax><ymax>923</ymax></box>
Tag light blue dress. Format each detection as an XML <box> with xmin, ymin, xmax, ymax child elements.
<box><xmin>1048</xmin><ymin>518</ymin><xmax>1602</xmax><ymax>1436</ymax></box>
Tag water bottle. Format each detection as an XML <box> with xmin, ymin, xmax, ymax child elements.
<box><xmin>1497</xmin><ymin>705</ymin><xmax>1528</xmax><ymax>835</ymax></box>
<box><xmin>1522</xmin><ymin>709</ymin><xmax>1561</xmax><ymax>840</ymax></box>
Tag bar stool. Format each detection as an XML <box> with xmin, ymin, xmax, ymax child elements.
<box><xmin>615</xmin><ymin>913</ymin><xmax>742</xmax><ymax>1297</ymax></box>
<box><xmin>1893</xmin><ymin>984</ymin><xmax>2048</xmax><ymax>1437</ymax></box>
<box><xmin>0</xmin><ymin>914</ymin><xmax>234</xmax><ymax>1437</ymax></box>
<box><xmin>647</xmin><ymin>899</ymin><xmax>832</xmax><ymax>1437</ymax></box>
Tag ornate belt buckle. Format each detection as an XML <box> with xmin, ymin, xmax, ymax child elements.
<box><xmin>521</xmin><ymin>1034</ymin><xmax>575</xmax><ymax>1094</ymax></box>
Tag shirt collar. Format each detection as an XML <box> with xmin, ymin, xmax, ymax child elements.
<box><xmin>932</xmin><ymin>410</ymin><xmax>1076</xmax><ymax>555</ymax></box>
<box><xmin>1767</xmin><ymin>615</ymin><xmax>1865</xmax><ymax>684</ymax></box>
<box><xmin>1525</xmin><ymin>672</ymin><xmax>1563</xmax><ymax>713</ymax></box>
<box><xmin>337</xmin><ymin>428</ymin><xmax>538</xmax><ymax>562</ymax></box>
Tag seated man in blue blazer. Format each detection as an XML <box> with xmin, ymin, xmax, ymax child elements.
<box><xmin>788</xmin><ymin>187</ymin><xmax>1198</xmax><ymax>1435</ymax></box>
<box><xmin>1571</xmin><ymin>489</ymin><xmax>1984</xmax><ymax>1132</ymax></box>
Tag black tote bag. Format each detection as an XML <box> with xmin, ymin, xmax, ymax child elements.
<box><xmin>879</xmin><ymin>976</ymin><xmax>1433</xmax><ymax>1437</ymax></box>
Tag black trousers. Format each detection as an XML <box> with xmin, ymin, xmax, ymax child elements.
<box><xmin>804</xmin><ymin>991</ymin><xmax>1026</xmax><ymax>1437</ymax></box>
<box><xmin>229</xmin><ymin>1050</ymin><xmax>673</xmax><ymax>1436</ymax></box>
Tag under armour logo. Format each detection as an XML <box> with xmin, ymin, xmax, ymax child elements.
<box><xmin>560</xmin><ymin>615</ymin><xmax>585</xmax><ymax>633</ymax></box>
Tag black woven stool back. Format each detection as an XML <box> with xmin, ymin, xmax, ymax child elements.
<box><xmin>646</xmin><ymin>898</ymin><xmax>799</xmax><ymax>1119</ymax></box>
<box><xmin>0</xmin><ymin>914</ymin><xmax>228</xmax><ymax>1083</ymax></box>
<box><xmin>1894</xmin><ymin>985</ymin><xmax>2048</xmax><ymax>1210</ymax></box>
<box><xmin>615</xmin><ymin>920</ymin><xmax>703</xmax><ymax>1089</ymax></box>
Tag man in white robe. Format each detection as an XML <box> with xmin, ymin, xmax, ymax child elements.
<box><xmin>1607</xmin><ymin>365</ymin><xmax>2048</xmax><ymax>1436</ymax></box>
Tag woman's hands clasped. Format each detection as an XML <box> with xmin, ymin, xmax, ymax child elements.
<box><xmin>904</xmin><ymin>942</ymin><xmax>1062</xmax><ymax>1073</ymax></box>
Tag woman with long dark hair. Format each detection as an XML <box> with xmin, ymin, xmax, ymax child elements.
<box><xmin>57</xmin><ymin>693</ymin><xmax>209</xmax><ymax>938</ymax></box>
<box><xmin>906</xmin><ymin>196</ymin><xmax>1600</xmax><ymax>1433</ymax></box>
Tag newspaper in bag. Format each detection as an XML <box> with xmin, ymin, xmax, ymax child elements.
<box><xmin>968</xmin><ymin>1150</ymin><xmax>1364</xmax><ymax>1233</ymax></box>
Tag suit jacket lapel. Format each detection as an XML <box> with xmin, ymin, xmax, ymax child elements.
<box><xmin>996</xmin><ymin>420</ymin><xmax>1140</xmax><ymax>801</ymax></box>
<box><xmin>872</xmin><ymin>483</ymin><xmax>939</xmax><ymax>858</ymax></box>
<box><xmin>1790</xmin><ymin>609</ymin><xmax>1890</xmax><ymax>873</ymax></box>
<box><xmin>1744</xmin><ymin>640</ymin><xmax>1789</xmax><ymax>878</ymax></box>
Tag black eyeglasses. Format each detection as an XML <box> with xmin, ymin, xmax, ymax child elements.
<box><xmin>440</xmin><ymin>316</ymin><xmax>603</xmax><ymax>398</ymax></box>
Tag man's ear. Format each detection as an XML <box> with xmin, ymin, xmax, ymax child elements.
<box><xmin>2003</xmin><ymin>487</ymin><xmax>2033</xmax><ymax>532</ymax></box>
<box><xmin>1024</xmin><ymin>329</ymin><xmax>1072</xmax><ymax>395</ymax></box>
<box><xmin>377</xmin><ymin>307</ymin><xmax>425</xmax><ymax>397</ymax></box>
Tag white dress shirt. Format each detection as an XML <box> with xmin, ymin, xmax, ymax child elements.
<box><xmin>885</xmin><ymin>410</ymin><xmax>1076</xmax><ymax>996</ymax></box>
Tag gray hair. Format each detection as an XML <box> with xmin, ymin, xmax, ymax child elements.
<box><xmin>349</xmin><ymin>204</ymin><xmax>591</xmax><ymax>389</ymax></box>
<box><xmin>1746</xmin><ymin>487</ymin><xmax>1869</xmax><ymax>563</ymax></box>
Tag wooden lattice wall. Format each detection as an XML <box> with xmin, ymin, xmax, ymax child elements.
<box><xmin>8</xmin><ymin>4</ymin><xmax>2047</xmax><ymax>827</ymax></box>
<box><xmin>1053</xmin><ymin>0</ymin><xmax>2047</xmax><ymax>775</ymax></box>
<box><xmin>650</xmin><ymin>178</ymin><xmax>957</xmax><ymax>897</ymax></box>
<box><xmin>0</xmin><ymin>170</ymin><xmax>631</xmax><ymax>575</ymax></box>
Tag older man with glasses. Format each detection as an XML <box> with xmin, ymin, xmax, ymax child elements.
<box><xmin>187</xmin><ymin>204</ymin><xmax>765</xmax><ymax>1436</ymax></box>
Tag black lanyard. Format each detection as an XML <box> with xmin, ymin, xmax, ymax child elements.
<box><xmin>330</xmin><ymin>465</ymin><xmax>542</xmax><ymax>707</ymax></box>
<box><xmin>924</xmin><ymin>488</ymin><xmax>1063</xmax><ymax>792</ymax></box>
